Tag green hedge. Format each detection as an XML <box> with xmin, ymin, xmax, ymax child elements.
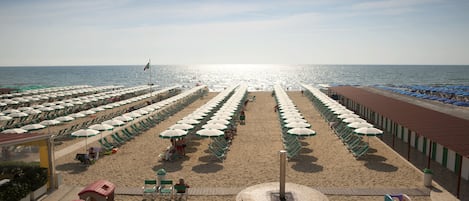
<box><xmin>0</xmin><ymin>162</ymin><xmax>47</xmax><ymax>201</ymax></box>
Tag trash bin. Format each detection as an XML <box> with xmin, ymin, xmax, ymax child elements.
<box><xmin>423</xmin><ymin>168</ymin><xmax>433</xmax><ymax>187</ymax></box>
<box><xmin>156</xmin><ymin>168</ymin><xmax>167</xmax><ymax>186</ymax></box>
<box><xmin>78</xmin><ymin>180</ymin><xmax>115</xmax><ymax>201</ymax></box>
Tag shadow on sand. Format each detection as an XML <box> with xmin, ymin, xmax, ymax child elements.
<box><xmin>56</xmin><ymin>162</ymin><xmax>88</xmax><ymax>174</ymax></box>
<box><xmin>290</xmin><ymin>153</ymin><xmax>323</xmax><ymax>173</ymax></box>
<box><xmin>361</xmin><ymin>154</ymin><xmax>398</xmax><ymax>172</ymax></box>
<box><xmin>192</xmin><ymin>163</ymin><xmax>223</xmax><ymax>173</ymax></box>
<box><xmin>152</xmin><ymin>156</ymin><xmax>190</xmax><ymax>173</ymax></box>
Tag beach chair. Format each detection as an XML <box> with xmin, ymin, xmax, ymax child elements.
<box><xmin>111</xmin><ymin>133</ymin><xmax>126</xmax><ymax>144</ymax></box>
<box><xmin>98</xmin><ymin>139</ymin><xmax>114</xmax><ymax>152</ymax></box>
<box><xmin>352</xmin><ymin>143</ymin><xmax>369</xmax><ymax>159</ymax></box>
<box><xmin>208</xmin><ymin>145</ymin><xmax>226</xmax><ymax>161</ymax></box>
<box><xmin>142</xmin><ymin>179</ymin><xmax>158</xmax><ymax>201</ymax></box>
<box><xmin>121</xmin><ymin>129</ymin><xmax>136</xmax><ymax>139</ymax></box>
<box><xmin>104</xmin><ymin>136</ymin><xmax>122</xmax><ymax>147</ymax></box>
<box><xmin>158</xmin><ymin>180</ymin><xmax>174</xmax><ymax>200</ymax></box>
<box><xmin>117</xmin><ymin>130</ymin><xmax>133</xmax><ymax>141</ymax></box>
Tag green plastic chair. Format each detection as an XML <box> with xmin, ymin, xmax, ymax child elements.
<box><xmin>158</xmin><ymin>180</ymin><xmax>174</xmax><ymax>200</ymax></box>
<box><xmin>142</xmin><ymin>179</ymin><xmax>157</xmax><ymax>200</ymax></box>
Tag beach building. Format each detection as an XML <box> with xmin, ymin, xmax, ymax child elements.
<box><xmin>327</xmin><ymin>85</ymin><xmax>469</xmax><ymax>197</ymax></box>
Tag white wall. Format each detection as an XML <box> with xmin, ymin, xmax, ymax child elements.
<box><xmin>447</xmin><ymin>149</ymin><xmax>456</xmax><ymax>172</ymax></box>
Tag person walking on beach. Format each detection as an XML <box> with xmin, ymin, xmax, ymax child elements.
<box><xmin>240</xmin><ymin>110</ymin><xmax>246</xmax><ymax>125</ymax></box>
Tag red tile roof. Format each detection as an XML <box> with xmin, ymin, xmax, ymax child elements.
<box><xmin>330</xmin><ymin>86</ymin><xmax>469</xmax><ymax>158</ymax></box>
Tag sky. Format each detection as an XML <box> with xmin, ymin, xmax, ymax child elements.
<box><xmin>0</xmin><ymin>0</ymin><xmax>468</xmax><ymax>66</ymax></box>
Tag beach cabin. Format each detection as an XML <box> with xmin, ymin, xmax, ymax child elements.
<box><xmin>327</xmin><ymin>85</ymin><xmax>469</xmax><ymax>197</ymax></box>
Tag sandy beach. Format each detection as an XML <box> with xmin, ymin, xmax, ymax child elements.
<box><xmin>52</xmin><ymin>91</ymin><xmax>436</xmax><ymax>201</ymax></box>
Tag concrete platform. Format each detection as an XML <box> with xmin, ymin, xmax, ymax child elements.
<box><xmin>236</xmin><ymin>182</ymin><xmax>329</xmax><ymax>201</ymax></box>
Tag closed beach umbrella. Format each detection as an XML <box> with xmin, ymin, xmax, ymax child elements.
<box><xmin>284</xmin><ymin>122</ymin><xmax>311</xmax><ymax>129</ymax></box>
<box><xmin>354</xmin><ymin>127</ymin><xmax>383</xmax><ymax>136</ymax></box>
<box><xmin>21</xmin><ymin>124</ymin><xmax>46</xmax><ymax>131</ymax></box>
<box><xmin>55</xmin><ymin>116</ymin><xmax>75</xmax><ymax>122</ymax></box>
<box><xmin>102</xmin><ymin>119</ymin><xmax>125</xmax><ymax>126</ymax></box>
<box><xmin>159</xmin><ymin>129</ymin><xmax>187</xmax><ymax>139</ymax></box>
<box><xmin>196</xmin><ymin>128</ymin><xmax>224</xmax><ymax>138</ymax></box>
<box><xmin>347</xmin><ymin>122</ymin><xmax>374</xmax><ymax>129</ymax></box>
<box><xmin>287</xmin><ymin>128</ymin><xmax>316</xmax><ymax>137</ymax></box>
<box><xmin>40</xmin><ymin>120</ymin><xmax>62</xmax><ymax>126</ymax></box>
<box><xmin>113</xmin><ymin>115</ymin><xmax>133</xmax><ymax>122</ymax></box>
<box><xmin>169</xmin><ymin>123</ymin><xmax>194</xmax><ymax>130</ymax></box>
<box><xmin>89</xmin><ymin>124</ymin><xmax>114</xmax><ymax>131</ymax></box>
<box><xmin>2</xmin><ymin>128</ymin><xmax>28</xmax><ymax>134</ymax></box>
<box><xmin>177</xmin><ymin>119</ymin><xmax>200</xmax><ymax>125</ymax></box>
<box><xmin>202</xmin><ymin>123</ymin><xmax>228</xmax><ymax>130</ymax></box>
<box><xmin>71</xmin><ymin>129</ymin><xmax>100</xmax><ymax>151</ymax></box>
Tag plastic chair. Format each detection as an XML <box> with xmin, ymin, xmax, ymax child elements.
<box><xmin>142</xmin><ymin>179</ymin><xmax>157</xmax><ymax>201</ymax></box>
<box><xmin>158</xmin><ymin>180</ymin><xmax>173</xmax><ymax>200</ymax></box>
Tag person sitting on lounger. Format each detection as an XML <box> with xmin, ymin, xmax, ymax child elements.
<box><xmin>88</xmin><ymin>147</ymin><xmax>96</xmax><ymax>161</ymax></box>
<box><xmin>174</xmin><ymin>178</ymin><xmax>190</xmax><ymax>193</ymax></box>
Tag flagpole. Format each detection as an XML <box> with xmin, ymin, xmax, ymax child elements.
<box><xmin>149</xmin><ymin>59</ymin><xmax>152</xmax><ymax>101</ymax></box>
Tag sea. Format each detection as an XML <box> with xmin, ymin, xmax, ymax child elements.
<box><xmin>0</xmin><ymin>65</ymin><xmax>468</xmax><ymax>92</ymax></box>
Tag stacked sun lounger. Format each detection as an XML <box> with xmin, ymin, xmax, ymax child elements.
<box><xmin>98</xmin><ymin>85</ymin><xmax>209</xmax><ymax>152</ymax></box>
<box><xmin>302</xmin><ymin>84</ymin><xmax>370</xmax><ymax>159</ymax></box>
<box><xmin>273</xmin><ymin>85</ymin><xmax>315</xmax><ymax>159</ymax></box>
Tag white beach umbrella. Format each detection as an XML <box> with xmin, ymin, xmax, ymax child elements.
<box><xmin>89</xmin><ymin>124</ymin><xmax>114</xmax><ymax>131</ymax></box>
<box><xmin>102</xmin><ymin>119</ymin><xmax>125</xmax><ymax>126</ymax></box>
<box><xmin>287</xmin><ymin>128</ymin><xmax>317</xmax><ymax>137</ymax></box>
<box><xmin>159</xmin><ymin>129</ymin><xmax>187</xmax><ymax>139</ymax></box>
<box><xmin>210</xmin><ymin>115</ymin><xmax>231</xmax><ymax>121</ymax></box>
<box><xmin>347</xmin><ymin>122</ymin><xmax>374</xmax><ymax>129</ymax></box>
<box><xmin>196</xmin><ymin>128</ymin><xmax>224</xmax><ymax>138</ymax></box>
<box><xmin>18</xmin><ymin>107</ymin><xmax>34</xmax><ymax>111</ymax></box>
<box><xmin>283</xmin><ymin>118</ymin><xmax>308</xmax><ymax>124</ymax></box>
<box><xmin>24</xmin><ymin>109</ymin><xmax>42</xmax><ymax>115</ymax></box>
<box><xmin>202</xmin><ymin>123</ymin><xmax>228</xmax><ymax>130</ymax></box>
<box><xmin>102</xmin><ymin>104</ymin><xmax>114</xmax><ymax>109</ymax></box>
<box><xmin>1</xmin><ymin>128</ymin><xmax>28</xmax><ymax>134</ymax></box>
<box><xmin>43</xmin><ymin>103</ymin><xmax>56</xmax><ymax>107</ymax></box>
<box><xmin>284</xmin><ymin>122</ymin><xmax>311</xmax><ymax>129</ymax></box>
<box><xmin>82</xmin><ymin>110</ymin><xmax>96</xmax><ymax>115</ymax></box>
<box><xmin>185</xmin><ymin>114</ymin><xmax>204</xmax><ymax>120</ymax></box>
<box><xmin>38</xmin><ymin>107</ymin><xmax>55</xmax><ymax>112</ymax></box>
<box><xmin>123</xmin><ymin>112</ymin><xmax>142</xmax><ymax>118</ymax></box>
<box><xmin>337</xmin><ymin>113</ymin><xmax>360</xmax><ymax>119</ymax></box>
<box><xmin>3</xmin><ymin>109</ymin><xmax>20</xmax><ymax>114</ymax></box>
<box><xmin>21</xmin><ymin>124</ymin><xmax>46</xmax><ymax>131</ymax></box>
<box><xmin>69</xmin><ymin>112</ymin><xmax>87</xmax><ymax>118</ymax></box>
<box><xmin>51</xmin><ymin>105</ymin><xmax>65</xmax><ymax>110</ymax></box>
<box><xmin>40</xmin><ymin>120</ymin><xmax>62</xmax><ymax>126</ymax></box>
<box><xmin>8</xmin><ymin>112</ymin><xmax>28</xmax><ymax>118</ymax></box>
<box><xmin>354</xmin><ymin>127</ymin><xmax>384</xmax><ymax>136</ymax></box>
<box><xmin>55</xmin><ymin>116</ymin><xmax>75</xmax><ymax>122</ymax></box>
<box><xmin>90</xmin><ymin>107</ymin><xmax>105</xmax><ymax>112</ymax></box>
<box><xmin>206</xmin><ymin>119</ymin><xmax>230</xmax><ymax>125</ymax></box>
<box><xmin>113</xmin><ymin>116</ymin><xmax>133</xmax><ymax>122</ymax></box>
<box><xmin>31</xmin><ymin>105</ymin><xmax>45</xmax><ymax>109</ymax></box>
<box><xmin>177</xmin><ymin>119</ymin><xmax>200</xmax><ymax>125</ymax></box>
<box><xmin>0</xmin><ymin>116</ymin><xmax>13</xmax><ymax>121</ymax></box>
<box><xmin>134</xmin><ymin>109</ymin><xmax>149</xmax><ymax>115</ymax></box>
<box><xmin>71</xmin><ymin>129</ymin><xmax>100</xmax><ymax>152</ymax></box>
<box><xmin>342</xmin><ymin>117</ymin><xmax>367</xmax><ymax>124</ymax></box>
<box><xmin>169</xmin><ymin>123</ymin><xmax>194</xmax><ymax>130</ymax></box>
